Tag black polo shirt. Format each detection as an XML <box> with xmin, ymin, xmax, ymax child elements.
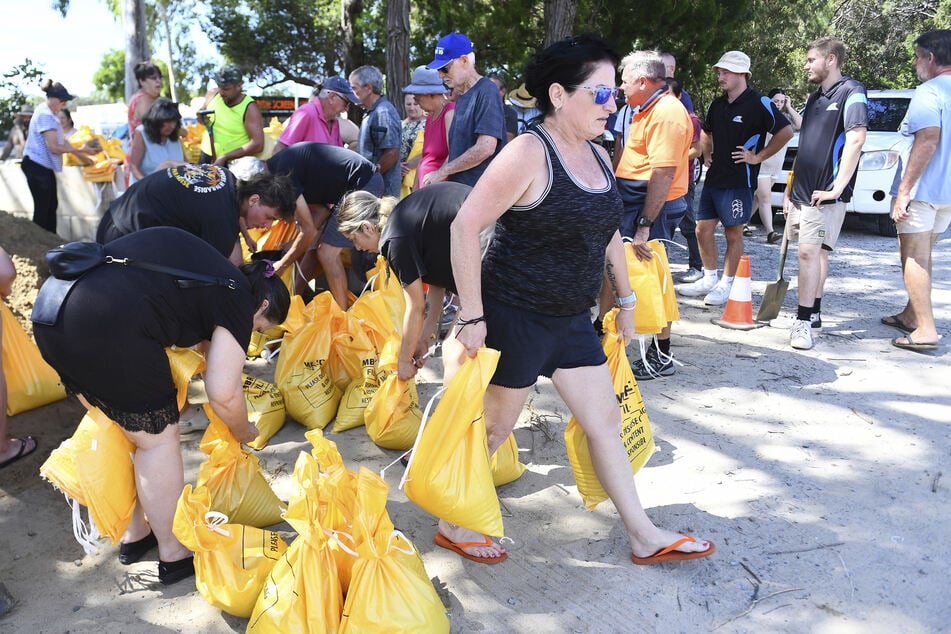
<box><xmin>703</xmin><ymin>87</ymin><xmax>790</xmax><ymax>189</ymax></box>
<box><xmin>266</xmin><ymin>142</ymin><xmax>374</xmax><ymax>205</ymax></box>
<box><xmin>790</xmin><ymin>77</ymin><xmax>868</xmax><ymax>206</ymax></box>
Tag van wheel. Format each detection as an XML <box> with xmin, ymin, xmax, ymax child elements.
<box><xmin>877</xmin><ymin>214</ymin><xmax>898</xmax><ymax>237</ymax></box>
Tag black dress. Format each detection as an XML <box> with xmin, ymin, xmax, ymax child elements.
<box><xmin>34</xmin><ymin>227</ymin><xmax>254</xmax><ymax>433</ymax></box>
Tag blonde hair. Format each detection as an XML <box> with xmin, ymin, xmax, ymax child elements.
<box><xmin>335</xmin><ymin>191</ymin><xmax>399</xmax><ymax>235</ymax></box>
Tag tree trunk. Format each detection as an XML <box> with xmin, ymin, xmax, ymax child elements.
<box><xmin>159</xmin><ymin>1</ymin><xmax>178</xmax><ymax>102</ymax></box>
<box><xmin>543</xmin><ymin>0</ymin><xmax>577</xmax><ymax>48</ymax></box>
<box><xmin>386</xmin><ymin>0</ymin><xmax>411</xmax><ymax>118</ymax></box>
<box><xmin>123</xmin><ymin>0</ymin><xmax>149</xmax><ymax>103</ymax></box>
<box><xmin>340</xmin><ymin>0</ymin><xmax>364</xmax><ymax>123</ymax></box>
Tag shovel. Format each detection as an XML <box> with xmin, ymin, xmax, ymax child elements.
<box><xmin>756</xmin><ymin>232</ymin><xmax>790</xmax><ymax>322</ymax></box>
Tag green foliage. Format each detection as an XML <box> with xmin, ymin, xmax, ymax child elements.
<box><xmin>0</xmin><ymin>60</ymin><xmax>44</xmax><ymax>134</ymax></box>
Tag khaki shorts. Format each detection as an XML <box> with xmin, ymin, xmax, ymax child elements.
<box><xmin>785</xmin><ymin>201</ymin><xmax>847</xmax><ymax>250</ymax></box>
<box><xmin>895</xmin><ymin>198</ymin><xmax>951</xmax><ymax>235</ymax></box>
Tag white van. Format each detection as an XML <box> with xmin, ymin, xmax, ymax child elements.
<box><xmin>771</xmin><ymin>89</ymin><xmax>915</xmax><ymax>236</ymax></box>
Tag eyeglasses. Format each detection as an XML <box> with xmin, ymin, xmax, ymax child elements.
<box><xmin>569</xmin><ymin>85</ymin><xmax>620</xmax><ymax>105</ymax></box>
<box><xmin>329</xmin><ymin>91</ymin><xmax>351</xmax><ymax>107</ymax></box>
<box><xmin>437</xmin><ymin>59</ymin><xmax>456</xmax><ymax>75</ymax></box>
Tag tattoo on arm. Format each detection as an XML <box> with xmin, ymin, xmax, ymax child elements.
<box><xmin>606</xmin><ymin>261</ymin><xmax>619</xmax><ymax>294</ymax></box>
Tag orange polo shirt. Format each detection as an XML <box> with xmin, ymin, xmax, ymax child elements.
<box><xmin>615</xmin><ymin>92</ymin><xmax>693</xmax><ymax>201</ymax></box>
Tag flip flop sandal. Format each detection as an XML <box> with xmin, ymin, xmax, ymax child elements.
<box><xmin>434</xmin><ymin>532</ymin><xmax>507</xmax><ymax>564</ymax></box>
<box><xmin>891</xmin><ymin>335</ymin><xmax>937</xmax><ymax>352</ymax></box>
<box><xmin>630</xmin><ymin>534</ymin><xmax>716</xmax><ymax>565</ymax></box>
<box><xmin>0</xmin><ymin>436</ymin><xmax>38</xmax><ymax>469</ymax></box>
<box><xmin>881</xmin><ymin>315</ymin><xmax>914</xmax><ymax>333</ymax></box>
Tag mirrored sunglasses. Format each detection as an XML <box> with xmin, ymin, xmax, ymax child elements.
<box><xmin>570</xmin><ymin>85</ymin><xmax>620</xmax><ymax>105</ymax></box>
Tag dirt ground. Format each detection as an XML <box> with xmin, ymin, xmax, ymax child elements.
<box><xmin>0</xmin><ymin>208</ymin><xmax>948</xmax><ymax>633</ymax></box>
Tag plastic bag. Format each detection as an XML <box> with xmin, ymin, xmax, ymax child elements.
<box><xmin>347</xmin><ymin>286</ymin><xmax>400</xmax><ymax>357</ymax></box>
<box><xmin>340</xmin><ymin>467</ymin><xmax>449</xmax><ymax>633</ymax></box>
<box><xmin>164</xmin><ymin>346</ymin><xmax>206</xmax><ymax>412</ymax></box>
<box><xmin>402</xmin><ymin>348</ymin><xmax>503</xmax><ymax>537</ymax></box>
<box><xmin>196</xmin><ymin>407</ymin><xmax>286</xmax><ymax>527</ymax></box>
<box><xmin>649</xmin><ymin>239</ymin><xmax>680</xmax><ymax>323</ymax></box>
<box><xmin>364</xmin><ymin>338</ymin><xmax>422</xmax><ymax>450</ymax></box>
<box><xmin>243</xmin><ymin>374</ymin><xmax>286</xmax><ymax>450</ymax></box>
<box><xmin>565</xmin><ymin>311</ymin><xmax>655</xmax><ymax>510</ymax></box>
<box><xmin>490</xmin><ymin>433</ymin><xmax>526</xmax><ymax>487</ymax></box>
<box><xmin>274</xmin><ymin>293</ymin><xmax>342</xmax><ymax>430</ymax></box>
<box><xmin>247</xmin><ymin>452</ymin><xmax>346</xmax><ymax>633</ymax></box>
<box><xmin>623</xmin><ymin>241</ymin><xmax>667</xmax><ymax>335</ymax></box>
<box><xmin>173</xmin><ymin>484</ymin><xmax>287</xmax><ymax>617</ymax></box>
<box><xmin>364</xmin><ymin>256</ymin><xmax>405</xmax><ymax>335</ymax></box>
<box><xmin>2</xmin><ymin>301</ymin><xmax>66</xmax><ymax>415</ymax></box>
<box><xmin>333</xmin><ymin>351</ymin><xmax>380</xmax><ymax>433</ymax></box>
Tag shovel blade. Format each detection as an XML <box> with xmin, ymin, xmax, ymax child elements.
<box><xmin>756</xmin><ymin>278</ymin><xmax>789</xmax><ymax>322</ymax></box>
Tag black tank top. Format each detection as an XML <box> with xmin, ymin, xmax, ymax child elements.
<box><xmin>482</xmin><ymin>125</ymin><xmax>623</xmax><ymax>316</ymax></box>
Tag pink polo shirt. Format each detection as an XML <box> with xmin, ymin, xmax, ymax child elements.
<box><xmin>277</xmin><ymin>99</ymin><xmax>342</xmax><ymax>147</ymax></box>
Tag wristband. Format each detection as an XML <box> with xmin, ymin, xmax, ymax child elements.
<box><xmin>616</xmin><ymin>292</ymin><xmax>636</xmax><ymax>306</ymax></box>
<box><xmin>617</xmin><ymin>304</ymin><xmax>635</xmax><ymax>311</ymax></box>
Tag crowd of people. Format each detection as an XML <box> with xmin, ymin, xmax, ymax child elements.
<box><xmin>1</xmin><ymin>27</ymin><xmax>948</xmax><ymax>600</ymax></box>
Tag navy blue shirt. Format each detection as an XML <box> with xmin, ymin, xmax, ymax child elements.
<box><xmin>703</xmin><ymin>88</ymin><xmax>790</xmax><ymax>189</ymax></box>
<box><xmin>448</xmin><ymin>77</ymin><xmax>506</xmax><ymax>186</ymax></box>
<box><xmin>790</xmin><ymin>77</ymin><xmax>868</xmax><ymax>205</ymax></box>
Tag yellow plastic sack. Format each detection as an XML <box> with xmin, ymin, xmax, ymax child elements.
<box><xmin>340</xmin><ymin>467</ymin><xmax>449</xmax><ymax>633</ymax></box>
<box><xmin>315</xmin><ymin>462</ymin><xmax>359</xmax><ymax>594</ymax></box>
<box><xmin>365</xmin><ymin>256</ymin><xmax>405</xmax><ymax>335</ymax></box>
<box><xmin>333</xmin><ymin>352</ymin><xmax>380</xmax><ymax>433</ymax></box>
<box><xmin>402</xmin><ymin>348</ymin><xmax>503</xmax><ymax>537</ymax></box>
<box><xmin>649</xmin><ymin>240</ymin><xmax>680</xmax><ymax>323</ymax></box>
<box><xmin>247</xmin><ymin>325</ymin><xmax>283</xmax><ymax>359</ymax></box>
<box><xmin>348</xmin><ymin>285</ymin><xmax>400</xmax><ymax>356</ymax></box>
<box><xmin>173</xmin><ymin>484</ymin><xmax>287</xmax><ymax>617</ymax></box>
<box><xmin>565</xmin><ymin>311</ymin><xmax>655</xmax><ymax>510</ymax></box>
<box><xmin>243</xmin><ymin>374</ymin><xmax>286</xmax><ymax>450</ymax></box>
<box><xmin>2</xmin><ymin>301</ymin><xmax>66</xmax><ymax>415</ymax></box>
<box><xmin>623</xmin><ymin>241</ymin><xmax>666</xmax><ymax>335</ymax></box>
<box><xmin>491</xmin><ymin>433</ymin><xmax>526</xmax><ymax>486</ymax></box>
<box><xmin>196</xmin><ymin>407</ymin><xmax>286</xmax><ymax>527</ymax></box>
<box><xmin>306</xmin><ymin>428</ymin><xmax>345</xmax><ymax>471</ymax></box>
<box><xmin>274</xmin><ymin>294</ymin><xmax>342</xmax><ymax>430</ymax></box>
<box><xmin>247</xmin><ymin>452</ymin><xmax>345</xmax><ymax>633</ymax></box>
<box><xmin>165</xmin><ymin>346</ymin><xmax>206</xmax><ymax>411</ymax></box>
<box><xmin>400</xmin><ymin>128</ymin><xmax>425</xmax><ymax>199</ymax></box>
<box><xmin>364</xmin><ymin>338</ymin><xmax>422</xmax><ymax>451</ymax></box>
<box><xmin>330</xmin><ymin>310</ymin><xmax>378</xmax><ymax>390</ymax></box>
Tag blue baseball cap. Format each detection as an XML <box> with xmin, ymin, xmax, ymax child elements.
<box><xmin>426</xmin><ymin>33</ymin><xmax>474</xmax><ymax>70</ymax></box>
<box><xmin>323</xmin><ymin>76</ymin><xmax>360</xmax><ymax>105</ymax></box>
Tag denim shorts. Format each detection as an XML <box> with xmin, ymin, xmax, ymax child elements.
<box><xmin>484</xmin><ymin>299</ymin><xmax>606</xmax><ymax>389</ymax></box>
<box><xmin>620</xmin><ymin>196</ymin><xmax>687</xmax><ymax>242</ymax></box>
<box><xmin>697</xmin><ymin>186</ymin><xmax>754</xmax><ymax>227</ymax></box>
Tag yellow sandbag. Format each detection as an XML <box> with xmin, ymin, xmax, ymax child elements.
<box><xmin>306</xmin><ymin>428</ymin><xmax>345</xmax><ymax>471</ymax></box>
<box><xmin>565</xmin><ymin>311</ymin><xmax>655</xmax><ymax>510</ymax></box>
<box><xmin>333</xmin><ymin>353</ymin><xmax>380</xmax><ymax>433</ymax></box>
<box><xmin>173</xmin><ymin>484</ymin><xmax>287</xmax><ymax>618</ymax></box>
<box><xmin>196</xmin><ymin>407</ymin><xmax>286</xmax><ymax>527</ymax></box>
<box><xmin>247</xmin><ymin>452</ymin><xmax>345</xmax><ymax>633</ymax></box>
<box><xmin>649</xmin><ymin>239</ymin><xmax>680</xmax><ymax>322</ymax></box>
<box><xmin>340</xmin><ymin>467</ymin><xmax>449</xmax><ymax>633</ymax></box>
<box><xmin>491</xmin><ymin>433</ymin><xmax>526</xmax><ymax>486</ymax></box>
<box><xmin>243</xmin><ymin>374</ymin><xmax>286</xmax><ymax>450</ymax></box>
<box><xmin>164</xmin><ymin>346</ymin><xmax>205</xmax><ymax>411</ymax></box>
<box><xmin>364</xmin><ymin>338</ymin><xmax>421</xmax><ymax>451</ymax></box>
<box><xmin>348</xmin><ymin>286</ymin><xmax>400</xmax><ymax>356</ymax></box>
<box><xmin>2</xmin><ymin>301</ymin><xmax>66</xmax><ymax>415</ymax></box>
<box><xmin>365</xmin><ymin>256</ymin><xmax>405</xmax><ymax>335</ymax></box>
<box><xmin>623</xmin><ymin>241</ymin><xmax>666</xmax><ymax>335</ymax></box>
<box><xmin>329</xmin><ymin>311</ymin><xmax>378</xmax><ymax>391</ymax></box>
<box><xmin>316</xmin><ymin>462</ymin><xmax>359</xmax><ymax>594</ymax></box>
<box><xmin>77</xmin><ymin>408</ymin><xmax>137</xmax><ymax>545</ymax></box>
<box><xmin>400</xmin><ymin>128</ymin><xmax>425</xmax><ymax>199</ymax></box>
<box><xmin>247</xmin><ymin>325</ymin><xmax>283</xmax><ymax>358</ymax></box>
<box><xmin>274</xmin><ymin>294</ymin><xmax>342</xmax><ymax>430</ymax></box>
<box><xmin>402</xmin><ymin>348</ymin><xmax>503</xmax><ymax>537</ymax></box>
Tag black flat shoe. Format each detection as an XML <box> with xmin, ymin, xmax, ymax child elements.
<box><xmin>158</xmin><ymin>556</ymin><xmax>195</xmax><ymax>586</ymax></box>
<box><xmin>118</xmin><ymin>531</ymin><xmax>158</xmax><ymax>565</ymax></box>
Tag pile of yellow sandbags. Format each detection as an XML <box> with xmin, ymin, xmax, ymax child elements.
<box><xmin>181</xmin><ymin>121</ymin><xmax>206</xmax><ymax>163</ymax></box>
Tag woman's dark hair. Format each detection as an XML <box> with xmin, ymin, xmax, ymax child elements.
<box><xmin>524</xmin><ymin>34</ymin><xmax>621</xmax><ymax>117</ymax></box>
<box><xmin>768</xmin><ymin>88</ymin><xmax>785</xmax><ymax>98</ymax></box>
<box><xmin>142</xmin><ymin>97</ymin><xmax>182</xmax><ymax>143</ymax></box>
<box><xmin>134</xmin><ymin>61</ymin><xmax>162</xmax><ymax>83</ymax></box>
<box><xmin>666</xmin><ymin>77</ymin><xmax>682</xmax><ymax>98</ymax></box>
<box><xmin>240</xmin><ymin>260</ymin><xmax>291</xmax><ymax>325</ymax></box>
<box><xmin>59</xmin><ymin>107</ymin><xmax>74</xmax><ymax>126</ymax></box>
<box><xmin>236</xmin><ymin>173</ymin><xmax>297</xmax><ymax>221</ymax></box>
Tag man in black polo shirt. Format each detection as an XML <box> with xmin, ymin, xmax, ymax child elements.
<box><xmin>265</xmin><ymin>142</ymin><xmax>383</xmax><ymax>307</ymax></box>
<box><xmin>679</xmin><ymin>51</ymin><xmax>793</xmax><ymax>306</ymax></box>
<box><xmin>783</xmin><ymin>37</ymin><xmax>868</xmax><ymax>350</ymax></box>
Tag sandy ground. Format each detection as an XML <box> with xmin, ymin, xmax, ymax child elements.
<box><xmin>0</xmin><ymin>209</ymin><xmax>948</xmax><ymax>633</ymax></box>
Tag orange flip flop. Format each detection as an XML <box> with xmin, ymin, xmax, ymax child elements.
<box><xmin>434</xmin><ymin>532</ymin><xmax>507</xmax><ymax>564</ymax></box>
<box><xmin>630</xmin><ymin>534</ymin><xmax>716</xmax><ymax>565</ymax></box>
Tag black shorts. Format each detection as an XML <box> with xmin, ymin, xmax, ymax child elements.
<box><xmin>484</xmin><ymin>299</ymin><xmax>606</xmax><ymax>389</ymax></box>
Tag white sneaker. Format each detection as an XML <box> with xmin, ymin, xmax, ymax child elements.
<box><xmin>704</xmin><ymin>282</ymin><xmax>733</xmax><ymax>306</ymax></box>
<box><xmin>790</xmin><ymin>319</ymin><xmax>814</xmax><ymax>350</ymax></box>
<box><xmin>677</xmin><ymin>274</ymin><xmax>718</xmax><ymax>297</ymax></box>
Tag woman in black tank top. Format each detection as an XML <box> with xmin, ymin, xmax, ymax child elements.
<box><xmin>441</xmin><ymin>36</ymin><xmax>715</xmax><ymax>567</ymax></box>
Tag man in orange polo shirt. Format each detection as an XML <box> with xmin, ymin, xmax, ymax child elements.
<box><xmin>614</xmin><ymin>50</ymin><xmax>693</xmax><ymax>379</ymax></box>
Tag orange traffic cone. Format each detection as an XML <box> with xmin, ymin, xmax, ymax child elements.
<box><xmin>712</xmin><ymin>255</ymin><xmax>764</xmax><ymax>330</ymax></box>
